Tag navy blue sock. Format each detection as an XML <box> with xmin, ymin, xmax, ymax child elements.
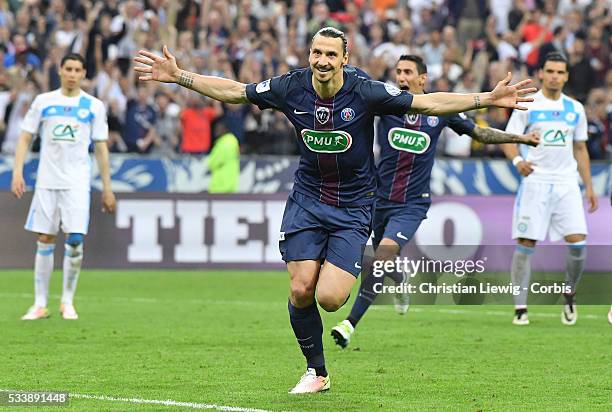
<box><xmin>347</xmin><ymin>272</ymin><xmax>383</xmax><ymax>328</ymax></box>
<box><xmin>288</xmin><ymin>300</ymin><xmax>327</xmax><ymax>377</ymax></box>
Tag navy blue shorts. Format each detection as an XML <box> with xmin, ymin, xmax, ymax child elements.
<box><xmin>372</xmin><ymin>197</ymin><xmax>431</xmax><ymax>249</ymax></box>
<box><xmin>279</xmin><ymin>191</ymin><xmax>372</xmax><ymax>277</ymax></box>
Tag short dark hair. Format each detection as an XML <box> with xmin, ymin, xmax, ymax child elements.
<box><xmin>312</xmin><ymin>27</ymin><xmax>348</xmax><ymax>56</ymax></box>
<box><xmin>60</xmin><ymin>53</ymin><xmax>86</xmax><ymax>68</ymax></box>
<box><xmin>398</xmin><ymin>54</ymin><xmax>427</xmax><ymax>74</ymax></box>
<box><xmin>541</xmin><ymin>51</ymin><xmax>568</xmax><ymax>70</ymax></box>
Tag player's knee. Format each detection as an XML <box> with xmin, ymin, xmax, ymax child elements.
<box><xmin>565</xmin><ymin>234</ymin><xmax>586</xmax><ymax>244</ymax></box>
<box><xmin>37</xmin><ymin>233</ymin><xmax>56</xmax><ymax>244</ymax></box>
<box><xmin>66</xmin><ymin>233</ymin><xmax>84</xmax><ymax>247</ymax></box>
<box><xmin>65</xmin><ymin>234</ymin><xmax>84</xmax><ymax>259</ymax></box>
<box><xmin>290</xmin><ymin>282</ymin><xmax>315</xmax><ymax>306</ymax></box>
<box><xmin>316</xmin><ymin>290</ymin><xmax>347</xmax><ymax>312</ymax></box>
<box><xmin>517</xmin><ymin>238</ymin><xmax>536</xmax><ymax>248</ymax></box>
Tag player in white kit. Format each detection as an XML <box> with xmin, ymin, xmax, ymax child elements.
<box><xmin>502</xmin><ymin>52</ymin><xmax>598</xmax><ymax>326</ymax></box>
<box><xmin>11</xmin><ymin>53</ymin><xmax>116</xmax><ymax>320</ymax></box>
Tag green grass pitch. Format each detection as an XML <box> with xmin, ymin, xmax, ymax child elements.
<box><xmin>1</xmin><ymin>270</ymin><xmax>610</xmax><ymax>411</ymax></box>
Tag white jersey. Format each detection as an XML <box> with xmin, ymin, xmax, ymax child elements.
<box><xmin>505</xmin><ymin>91</ymin><xmax>587</xmax><ymax>184</ymax></box>
<box><xmin>21</xmin><ymin>89</ymin><xmax>108</xmax><ymax>190</ymax></box>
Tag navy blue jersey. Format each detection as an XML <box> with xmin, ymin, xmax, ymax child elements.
<box><xmin>376</xmin><ymin>112</ymin><xmax>475</xmax><ymax>203</ymax></box>
<box><xmin>246</xmin><ymin>67</ymin><xmax>413</xmax><ymax>206</ymax></box>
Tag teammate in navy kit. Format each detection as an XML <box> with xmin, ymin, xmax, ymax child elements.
<box><xmin>134</xmin><ymin>28</ymin><xmax>537</xmax><ymax>393</ymax></box>
<box><xmin>331</xmin><ymin>55</ymin><xmax>540</xmax><ymax>348</ymax></box>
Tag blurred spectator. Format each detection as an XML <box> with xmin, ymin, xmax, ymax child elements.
<box><xmin>152</xmin><ymin>90</ymin><xmax>180</xmax><ymax>157</ymax></box>
<box><xmin>567</xmin><ymin>36</ymin><xmax>595</xmax><ymax>103</ymax></box>
<box><xmin>585</xmin><ymin>88</ymin><xmax>608</xmax><ymax>160</ymax></box>
<box><xmin>0</xmin><ymin>0</ymin><xmax>607</xmax><ymax>158</ymax></box>
<box><xmin>180</xmin><ymin>95</ymin><xmax>222</xmax><ymax>155</ymax></box>
<box><xmin>123</xmin><ymin>85</ymin><xmax>157</xmax><ymax>153</ymax></box>
<box><xmin>207</xmin><ymin>121</ymin><xmax>240</xmax><ymax>193</ymax></box>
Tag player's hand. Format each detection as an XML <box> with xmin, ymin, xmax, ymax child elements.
<box><xmin>516</xmin><ymin>160</ymin><xmax>535</xmax><ymax>177</ymax></box>
<box><xmin>585</xmin><ymin>188</ymin><xmax>598</xmax><ymax>213</ymax></box>
<box><xmin>520</xmin><ymin>130</ymin><xmax>540</xmax><ymax>147</ymax></box>
<box><xmin>101</xmin><ymin>190</ymin><xmax>116</xmax><ymax>213</ymax></box>
<box><xmin>11</xmin><ymin>174</ymin><xmax>26</xmax><ymax>199</ymax></box>
<box><xmin>489</xmin><ymin>72</ymin><xmax>537</xmax><ymax>111</ymax></box>
<box><xmin>134</xmin><ymin>45</ymin><xmax>180</xmax><ymax>83</ymax></box>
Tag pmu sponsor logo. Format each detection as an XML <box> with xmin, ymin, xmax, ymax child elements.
<box><xmin>301</xmin><ymin>129</ymin><xmax>352</xmax><ymax>153</ymax></box>
<box><xmin>52</xmin><ymin>123</ymin><xmax>79</xmax><ymax>141</ymax></box>
<box><xmin>542</xmin><ymin>129</ymin><xmax>568</xmax><ymax>146</ymax></box>
<box><xmin>387</xmin><ymin>127</ymin><xmax>431</xmax><ymax>154</ymax></box>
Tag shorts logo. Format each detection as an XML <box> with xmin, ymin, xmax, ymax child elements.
<box><xmin>517</xmin><ymin>223</ymin><xmax>528</xmax><ymax>232</ymax></box>
<box><xmin>396</xmin><ymin>232</ymin><xmax>408</xmax><ymax>240</ymax></box>
<box><xmin>387</xmin><ymin>127</ymin><xmax>431</xmax><ymax>154</ymax></box>
<box><xmin>301</xmin><ymin>129</ymin><xmax>352</xmax><ymax>153</ymax></box>
<box><xmin>384</xmin><ymin>83</ymin><xmax>402</xmax><ymax>96</ymax></box>
<box><xmin>543</xmin><ymin>129</ymin><xmax>568</xmax><ymax>146</ymax></box>
<box><xmin>341</xmin><ymin>108</ymin><xmax>355</xmax><ymax>121</ymax></box>
<box><xmin>279</xmin><ymin>232</ymin><xmax>285</xmax><ymax>241</ymax></box>
<box><xmin>354</xmin><ymin>262</ymin><xmax>361</xmax><ymax>270</ymax></box>
<box><xmin>316</xmin><ymin>107</ymin><xmax>330</xmax><ymax>124</ymax></box>
<box><xmin>256</xmin><ymin>79</ymin><xmax>271</xmax><ymax>93</ymax></box>
<box><xmin>52</xmin><ymin>123</ymin><xmax>79</xmax><ymax>141</ymax></box>
<box><xmin>406</xmin><ymin>114</ymin><xmax>419</xmax><ymax>125</ymax></box>
<box><xmin>427</xmin><ymin>116</ymin><xmax>439</xmax><ymax>127</ymax></box>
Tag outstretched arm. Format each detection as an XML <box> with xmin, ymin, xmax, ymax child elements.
<box><xmin>134</xmin><ymin>46</ymin><xmax>249</xmax><ymax>104</ymax></box>
<box><xmin>470</xmin><ymin>126</ymin><xmax>540</xmax><ymax>146</ymax></box>
<box><xmin>410</xmin><ymin>72</ymin><xmax>536</xmax><ymax>115</ymax></box>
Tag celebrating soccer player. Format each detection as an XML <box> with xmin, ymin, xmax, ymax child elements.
<box><xmin>331</xmin><ymin>55</ymin><xmax>540</xmax><ymax>348</ymax></box>
<box><xmin>12</xmin><ymin>53</ymin><xmax>116</xmax><ymax>321</ymax></box>
<box><xmin>134</xmin><ymin>27</ymin><xmax>536</xmax><ymax>393</ymax></box>
<box><xmin>502</xmin><ymin>52</ymin><xmax>598</xmax><ymax>326</ymax></box>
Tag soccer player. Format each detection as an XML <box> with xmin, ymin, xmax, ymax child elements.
<box><xmin>331</xmin><ymin>55</ymin><xmax>540</xmax><ymax>348</ymax></box>
<box><xmin>502</xmin><ymin>52</ymin><xmax>597</xmax><ymax>326</ymax></box>
<box><xmin>11</xmin><ymin>53</ymin><xmax>116</xmax><ymax>321</ymax></box>
<box><xmin>134</xmin><ymin>27</ymin><xmax>535</xmax><ymax>393</ymax></box>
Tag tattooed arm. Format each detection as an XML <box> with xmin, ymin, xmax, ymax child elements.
<box><xmin>174</xmin><ymin>70</ymin><xmax>248</xmax><ymax>104</ymax></box>
<box><xmin>134</xmin><ymin>46</ymin><xmax>248</xmax><ymax>104</ymax></box>
<box><xmin>469</xmin><ymin>125</ymin><xmax>540</xmax><ymax>146</ymax></box>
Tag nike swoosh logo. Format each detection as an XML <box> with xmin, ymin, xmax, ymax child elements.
<box><xmin>293</xmin><ymin>110</ymin><xmax>308</xmax><ymax>115</ymax></box>
<box><xmin>396</xmin><ymin>232</ymin><xmax>408</xmax><ymax>240</ymax></box>
<box><xmin>354</xmin><ymin>262</ymin><xmax>362</xmax><ymax>269</ymax></box>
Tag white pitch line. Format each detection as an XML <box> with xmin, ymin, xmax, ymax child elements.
<box><xmin>0</xmin><ymin>390</ymin><xmax>273</xmax><ymax>412</ymax></box>
<box><xmin>0</xmin><ymin>292</ymin><xmax>604</xmax><ymax>319</ymax></box>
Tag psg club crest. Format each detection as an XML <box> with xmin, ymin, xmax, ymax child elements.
<box><xmin>427</xmin><ymin>116</ymin><xmax>439</xmax><ymax>127</ymax></box>
<box><xmin>316</xmin><ymin>107</ymin><xmax>330</xmax><ymax>124</ymax></box>
<box><xmin>341</xmin><ymin>108</ymin><xmax>355</xmax><ymax>122</ymax></box>
<box><xmin>406</xmin><ymin>114</ymin><xmax>419</xmax><ymax>125</ymax></box>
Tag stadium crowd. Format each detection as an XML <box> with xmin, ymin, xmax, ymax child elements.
<box><xmin>0</xmin><ymin>0</ymin><xmax>610</xmax><ymax>158</ymax></box>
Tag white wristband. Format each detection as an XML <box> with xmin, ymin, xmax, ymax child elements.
<box><xmin>512</xmin><ymin>156</ymin><xmax>524</xmax><ymax>167</ymax></box>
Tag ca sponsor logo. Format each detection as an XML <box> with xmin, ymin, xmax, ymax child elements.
<box><xmin>387</xmin><ymin>127</ymin><xmax>431</xmax><ymax>154</ymax></box>
<box><xmin>301</xmin><ymin>129</ymin><xmax>352</xmax><ymax>153</ymax></box>
<box><xmin>542</xmin><ymin>129</ymin><xmax>568</xmax><ymax>146</ymax></box>
<box><xmin>52</xmin><ymin>123</ymin><xmax>79</xmax><ymax>141</ymax></box>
